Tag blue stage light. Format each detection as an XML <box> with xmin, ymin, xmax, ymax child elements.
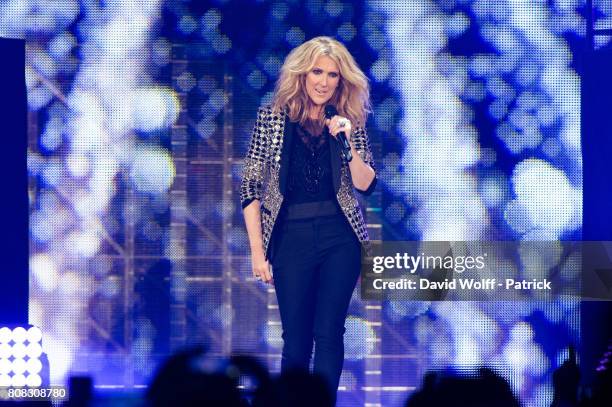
<box><xmin>247</xmin><ymin>69</ymin><xmax>267</xmax><ymax>90</ymax></box>
<box><xmin>325</xmin><ymin>0</ymin><xmax>344</xmax><ymax>18</ymax></box>
<box><xmin>286</xmin><ymin>27</ymin><xmax>305</xmax><ymax>47</ymax></box>
<box><xmin>178</xmin><ymin>15</ymin><xmax>198</xmax><ymax>36</ymax></box>
<box><xmin>263</xmin><ymin>324</ymin><xmax>283</xmax><ymax>350</ymax></box>
<box><xmin>371</xmin><ymin>58</ymin><xmax>390</xmax><ymax>82</ymax></box>
<box><xmin>211</xmin><ymin>33</ymin><xmax>232</xmax><ymax>54</ymax></box>
<box><xmin>272</xmin><ymin>2</ymin><xmax>290</xmax><ymax>20</ymax></box>
<box><xmin>201</xmin><ymin>8</ymin><xmax>222</xmax><ymax>33</ymax></box>
<box><xmin>445</xmin><ymin>12</ymin><xmax>470</xmax><ymax>38</ymax></box>
<box><xmin>337</xmin><ymin>22</ymin><xmax>356</xmax><ymax>42</ymax></box>
<box><xmin>344</xmin><ymin>316</ymin><xmax>376</xmax><ymax>361</ymax></box>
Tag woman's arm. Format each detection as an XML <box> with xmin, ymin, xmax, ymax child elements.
<box><xmin>327</xmin><ymin>116</ymin><xmax>377</xmax><ymax>194</ymax></box>
<box><xmin>240</xmin><ymin>107</ymin><xmax>273</xmax><ymax>284</ymax></box>
<box><xmin>347</xmin><ymin>133</ymin><xmax>376</xmax><ymax>192</ymax></box>
<box><xmin>243</xmin><ymin>200</ymin><xmax>273</xmax><ymax>283</ymax></box>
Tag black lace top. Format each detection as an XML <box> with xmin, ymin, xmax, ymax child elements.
<box><xmin>285</xmin><ymin>122</ymin><xmax>335</xmax><ymax>204</ymax></box>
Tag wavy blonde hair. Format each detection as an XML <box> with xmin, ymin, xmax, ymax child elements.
<box><xmin>271</xmin><ymin>36</ymin><xmax>371</xmax><ymax>126</ymax></box>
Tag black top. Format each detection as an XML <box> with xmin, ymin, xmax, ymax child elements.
<box><xmin>284</xmin><ymin>122</ymin><xmax>335</xmax><ymax>204</ymax></box>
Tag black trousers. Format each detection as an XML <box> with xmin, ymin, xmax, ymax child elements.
<box><xmin>270</xmin><ymin>212</ymin><xmax>361</xmax><ymax>398</ymax></box>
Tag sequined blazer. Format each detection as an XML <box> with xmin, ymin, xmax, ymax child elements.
<box><xmin>240</xmin><ymin>105</ymin><xmax>377</xmax><ymax>259</ymax></box>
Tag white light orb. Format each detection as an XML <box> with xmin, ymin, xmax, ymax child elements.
<box><xmin>344</xmin><ymin>317</ymin><xmax>376</xmax><ymax>361</ymax></box>
<box><xmin>131</xmin><ymin>88</ymin><xmax>180</xmax><ymax>132</ymax></box>
<box><xmin>130</xmin><ymin>148</ymin><xmax>176</xmax><ymax>194</ymax></box>
<box><xmin>0</xmin><ymin>374</ymin><xmax>11</xmax><ymax>387</ymax></box>
<box><xmin>12</xmin><ymin>358</ymin><xmax>27</xmax><ymax>375</ymax></box>
<box><xmin>26</xmin><ymin>374</ymin><xmax>42</xmax><ymax>388</ymax></box>
<box><xmin>0</xmin><ymin>344</ymin><xmax>11</xmax><ymax>359</ymax></box>
<box><xmin>26</xmin><ymin>327</ymin><xmax>42</xmax><ymax>344</ymax></box>
<box><xmin>510</xmin><ymin>322</ymin><xmax>535</xmax><ymax>343</ymax></box>
<box><xmin>0</xmin><ymin>359</ymin><xmax>10</xmax><ymax>375</ymax></box>
<box><xmin>30</xmin><ymin>254</ymin><xmax>59</xmax><ymax>292</ymax></box>
<box><xmin>12</xmin><ymin>343</ymin><xmax>27</xmax><ymax>359</ymax></box>
<box><xmin>11</xmin><ymin>327</ymin><xmax>27</xmax><ymax>344</ymax></box>
<box><xmin>26</xmin><ymin>358</ymin><xmax>42</xmax><ymax>375</ymax></box>
<box><xmin>263</xmin><ymin>324</ymin><xmax>283</xmax><ymax>349</ymax></box>
<box><xmin>11</xmin><ymin>374</ymin><xmax>26</xmax><ymax>387</ymax></box>
<box><xmin>0</xmin><ymin>328</ymin><xmax>11</xmax><ymax>344</ymax></box>
<box><xmin>26</xmin><ymin>343</ymin><xmax>43</xmax><ymax>359</ymax></box>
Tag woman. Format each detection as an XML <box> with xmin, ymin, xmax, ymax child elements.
<box><xmin>240</xmin><ymin>36</ymin><xmax>376</xmax><ymax>400</ymax></box>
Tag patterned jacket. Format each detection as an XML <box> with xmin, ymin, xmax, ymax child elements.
<box><xmin>240</xmin><ymin>105</ymin><xmax>376</xmax><ymax>259</ymax></box>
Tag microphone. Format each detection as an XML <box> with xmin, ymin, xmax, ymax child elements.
<box><xmin>324</xmin><ymin>105</ymin><xmax>352</xmax><ymax>162</ymax></box>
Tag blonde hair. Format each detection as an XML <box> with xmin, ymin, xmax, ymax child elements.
<box><xmin>271</xmin><ymin>36</ymin><xmax>371</xmax><ymax>126</ymax></box>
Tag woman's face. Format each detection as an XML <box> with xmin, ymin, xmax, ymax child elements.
<box><xmin>305</xmin><ymin>55</ymin><xmax>340</xmax><ymax>109</ymax></box>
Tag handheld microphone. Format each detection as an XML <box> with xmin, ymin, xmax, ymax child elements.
<box><xmin>324</xmin><ymin>105</ymin><xmax>352</xmax><ymax>162</ymax></box>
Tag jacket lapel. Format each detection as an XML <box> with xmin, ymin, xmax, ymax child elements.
<box><xmin>329</xmin><ymin>131</ymin><xmax>342</xmax><ymax>194</ymax></box>
<box><xmin>278</xmin><ymin>115</ymin><xmax>294</xmax><ymax>196</ymax></box>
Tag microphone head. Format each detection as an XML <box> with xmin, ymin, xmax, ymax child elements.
<box><xmin>324</xmin><ymin>105</ymin><xmax>338</xmax><ymax>119</ymax></box>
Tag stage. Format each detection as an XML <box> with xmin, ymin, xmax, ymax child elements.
<box><xmin>1</xmin><ymin>1</ymin><xmax>611</xmax><ymax>406</ymax></box>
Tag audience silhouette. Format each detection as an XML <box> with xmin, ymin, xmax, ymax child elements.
<box><xmin>13</xmin><ymin>339</ymin><xmax>605</xmax><ymax>407</ymax></box>
<box><xmin>405</xmin><ymin>367</ymin><xmax>520</xmax><ymax>407</ymax></box>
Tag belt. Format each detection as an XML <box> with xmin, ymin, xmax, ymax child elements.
<box><xmin>284</xmin><ymin>200</ymin><xmax>341</xmax><ymax>220</ymax></box>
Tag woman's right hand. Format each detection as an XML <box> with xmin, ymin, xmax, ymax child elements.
<box><xmin>252</xmin><ymin>252</ymin><xmax>273</xmax><ymax>284</ymax></box>
<box><xmin>242</xmin><ymin>200</ymin><xmax>272</xmax><ymax>284</ymax></box>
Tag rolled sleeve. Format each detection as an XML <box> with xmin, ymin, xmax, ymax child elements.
<box><xmin>240</xmin><ymin>107</ymin><xmax>269</xmax><ymax>208</ymax></box>
<box><xmin>351</xmin><ymin>126</ymin><xmax>377</xmax><ymax>196</ymax></box>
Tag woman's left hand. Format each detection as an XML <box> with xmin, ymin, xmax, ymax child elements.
<box><xmin>326</xmin><ymin>115</ymin><xmax>353</xmax><ymax>145</ymax></box>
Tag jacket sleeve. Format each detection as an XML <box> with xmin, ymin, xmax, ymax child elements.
<box><xmin>351</xmin><ymin>126</ymin><xmax>377</xmax><ymax>195</ymax></box>
<box><xmin>240</xmin><ymin>107</ymin><xmax>270</xmax><ymax>209</ymax></box>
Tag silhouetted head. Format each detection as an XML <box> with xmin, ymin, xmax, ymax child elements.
<box><xmin>253</xmin><ymin>368</ymin><xmax>333</xmax><ymax>407</ymax></box>
<box><xmin>147</xmin><ymin>347</ymin><xmax>242</xmax><ymax>407</ymax></box>
<box><xmin>406</xmin><ymin>368</ymin><xmax>520</xmax><ymax>407</ymax></box>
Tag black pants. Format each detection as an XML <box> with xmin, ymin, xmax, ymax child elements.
<box><xmin>271</xmin><ymin>213</ymin><xmax>361</xmax><ymax>398</ymax></box>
